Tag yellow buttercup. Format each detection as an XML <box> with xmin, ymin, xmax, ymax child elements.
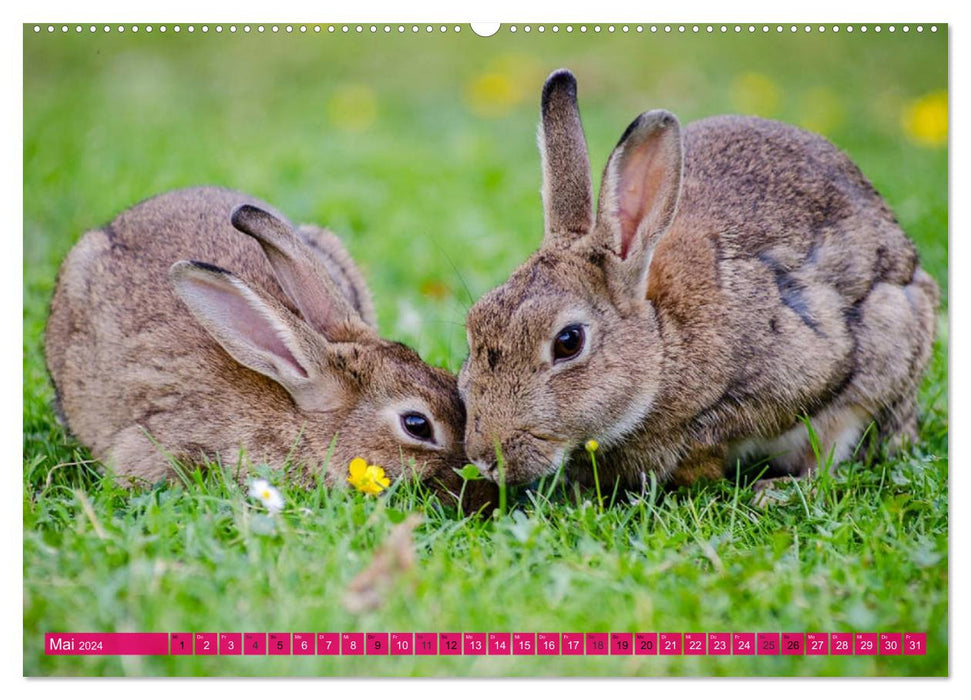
<box><xmin>347</xmin><ymin>458</ymin><xmax>391</xmax><ymax>496</ymax></box>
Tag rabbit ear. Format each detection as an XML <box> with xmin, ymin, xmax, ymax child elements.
<box><xmin>169</xmin><ymin>261</ymin><xmax>343</xmax><ymax>412</ymax></box>
<box><xmin>539</xmin><ymin>69</ymin><xmax>595</xmax><ymax>246</ymax></box>
<box><xmin>231</xmin><ymin>205</ymin><xmax>371</xmax><ymax>341</ymax></box>
<box><xmin>595</xmin><ymin>110</ymin><xmax>684</xmax><ymax>297</ymax></box>
<box><xmin>296</xmin><ymin>225</ymin><xmax>378</xmax><ymax>330</ymax></box>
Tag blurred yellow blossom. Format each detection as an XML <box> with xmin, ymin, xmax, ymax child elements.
<box><xmin>327</xmin><ymin>84</ymin><xmax>377</xmax><ymax>132</ymax></box>
<box><xmin>585</xmin><ymin>439</ymin><xmax>599</xmax><ymax>453</ymax></box>
<box><xmin>798</xmin><ymin>87</ymin><xmax>844</xmax><ymax>135</ymax></box>
<box><xmin>903</xmin><ymin>91</ymin><xmax>948</xmax><ymax>147</ymax></box>
<box><xmin>348</xmin><ymin>457</ymin><xmax>390</xmax><ymax>496</ymax></box>
<box><xmin>731</xmin><ymin>72</ymin><xmax>780</xmax><ymax>117</ymax></box>
<box><xmin>465</xmin><ymin>73</ymin><xmax>520</xmax><ymax>118</ymax></box>
<box><xmin>464</xmin><ymin>53</ymin><xmax>542</xmax><ymax>118</ymax></box>
<box><xmin>419</xmin><ymin>279</ymin><xmax>451</xmax><ymax>300</ymax></box>
<box><xmin>491</xmin><ymin>53</ymin><xmax>545</xmax><ymax>88</ymax></box>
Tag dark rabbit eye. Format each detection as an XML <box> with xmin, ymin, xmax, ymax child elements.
<box><xmin>552</xmin><ymin>324</ymin><xmax>585</xmax><ymax>362</ymax></box>
<box><xmin>401</xmin><ymin>412</ymin><xmax>434</xmax><ymax>442</ymax></box>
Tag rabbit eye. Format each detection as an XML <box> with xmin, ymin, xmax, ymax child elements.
<box><xmin>552</xmin><ymin>324</ymin><xmax>585</xmax><ymax>362</ymax></box>
<box><xmin>401</xmin><ymin>412</ymin><xmax>434</xmax><ymax>442</ymax></box>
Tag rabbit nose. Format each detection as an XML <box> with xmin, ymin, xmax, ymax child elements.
<box><xmin>465</xmin><ymin>415</ymin><xmax>504</xmax><ymax>478</ymax></box>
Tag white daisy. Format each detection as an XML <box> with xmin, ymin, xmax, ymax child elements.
<box><xmin>248</xmin><ymin>478</ymin><xmax>284</xmax><ymax>515</ymax></box>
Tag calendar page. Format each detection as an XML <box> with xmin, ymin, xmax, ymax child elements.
<box><xmin>23</xmin><ymin>20</ymin><xmax>948</xmax><ymax>677</ymax></box>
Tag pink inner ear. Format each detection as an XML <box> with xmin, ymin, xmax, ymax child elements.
<box><xmin>617</xmin><ymin>139</ymin><xmax>669</xmax><ymax>260</ymax></box>
<box><xmin>196</xmin><ymin>279</ymin><xmax>308</xmax><ymax>379</ymax></box>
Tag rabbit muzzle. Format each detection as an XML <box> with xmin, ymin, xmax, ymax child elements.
<box><xmin>465</xmin><ymin>421</ymin><xmax>570</xmax><ymax>485</ymax></box>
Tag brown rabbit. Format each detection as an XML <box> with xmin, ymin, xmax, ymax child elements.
<box><xmin>459</xmin><ymin>69</ymin><xmax>939</xmax><ymax>493</ymax></box>
<box><xmin>45</xmin><ymin>186</ymin><xmax>495</xmax><ymax>509</ymax></box>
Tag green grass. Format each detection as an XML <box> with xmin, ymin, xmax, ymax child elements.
<box><xmin>23</xmin><ymin>26</ymin><xmax>948</xmax><ymax>676</ymax></box>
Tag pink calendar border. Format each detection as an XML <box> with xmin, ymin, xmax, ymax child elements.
<box><xmin>44</xmin><ymin>632</ymin><xmax>928</xmax><ymax>657</ymax></box>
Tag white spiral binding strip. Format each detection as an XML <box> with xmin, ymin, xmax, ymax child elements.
<box><xmin>31</xmin><ymin>24</ymin><xmax>940</xmax><ymax>35</ymax></box>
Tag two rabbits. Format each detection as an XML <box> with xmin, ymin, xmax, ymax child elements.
<box><xmin>45</xmin><ymin>70</ymin><xmax>938</xmax><ymax>505</ymax></box>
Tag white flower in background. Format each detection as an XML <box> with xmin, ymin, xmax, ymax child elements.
<box><xmin>395</xmin><ymin>299</ymin><xmax>423</xmax><ymax>339</ymax></box>
<box><xmin>249</xmin><ymin>478</ymin><xmax>284</xmax><ymax>515</ymax></box>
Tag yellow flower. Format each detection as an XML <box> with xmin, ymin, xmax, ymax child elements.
<box><xmin>327</xmin><ymin>84</ymin><xmax>378</xmax><ymax>133</ymax></box>
<box><xmin>463</xmin><ymin>53</ymin><xmax>541</xmax><ymax>119</ymax></box>
<box><xmin>465</xmin><ymin>73</ymin><xmax>520</xmax><ymax>118</ymax></box>
<box><xmin>903</xmin><ymin>91</ymin><xmax>948</xmax><ymax>147</ymax></box>
<box><xmin>585</xmin><ymin>439</ymin><xmax>600</xmax><ymax>454</ymax></box>
<box><xmin>731</xmin><ymin>72</ymin><xmax>780</xmax><ymax>117</ymax></box>
<box><xmin>348</xmin><ymin>458</ymin><xmax>391</xmax><ymax>496</ymax></box>
<box><xmin>798</xmin><ymin>87</ymin><xmax>843</xmax><ymax>135</ymax></box>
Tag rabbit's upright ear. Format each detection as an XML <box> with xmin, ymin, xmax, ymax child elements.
<box><xmin>595</xmin><ymin>110</ymin><xmax>684</xmax><ymax>299</ymax></box>
<box><xmin>296</xmin><ymin>225</ymin><xmax>378</xmax><ymax>330</ymax></box>
<box><xmin>170</xmin><ymin>261</ymin><xmax>343</xmax><ymax>413</ymax></box>
<box><xmin>231</xmin><ymin>205</ymin><xmax>372</xmax><ymax>341</ymax></box>
<box><xmin>539</xmin><ymin>69</ymin><xmax>594</xmax><ymax>247</ymax></box>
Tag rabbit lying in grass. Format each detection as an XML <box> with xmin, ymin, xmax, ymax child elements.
<box><xmin>458</xmin><ymin>69</ymin><xmax>939</xmax><ymax>494</ymax></box>
<box><xmin>46</xmin><ymin>186</ymin><xmax>495</xmax><ymax>509</ymax></box>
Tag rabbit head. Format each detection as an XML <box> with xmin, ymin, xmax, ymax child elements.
<box><xmin>171</xmin><ymin>204</ymin><xmax>480</xmax><ymax>499</ymax></box>
<box><xmin>459</xmin><ymin>70</ymin><xmax>684</xmax><ymax>484</ymax></box>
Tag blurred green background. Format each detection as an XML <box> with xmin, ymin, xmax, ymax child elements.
<box><xmin>24</xmin><ymin>24</ymin><xmax>947</xmax><ymax>676</ymax></box>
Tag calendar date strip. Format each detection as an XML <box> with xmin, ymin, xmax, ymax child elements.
<box><xmin>45</xmin><ymin>631</ymin><xmax>926</xmax><ymax>656</ymax></box>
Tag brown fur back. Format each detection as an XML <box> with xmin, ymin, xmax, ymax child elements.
<box><xmin>47</xmin><ymin>188</ymin><xmax>315</xmax><ymax>479</ymax></box>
